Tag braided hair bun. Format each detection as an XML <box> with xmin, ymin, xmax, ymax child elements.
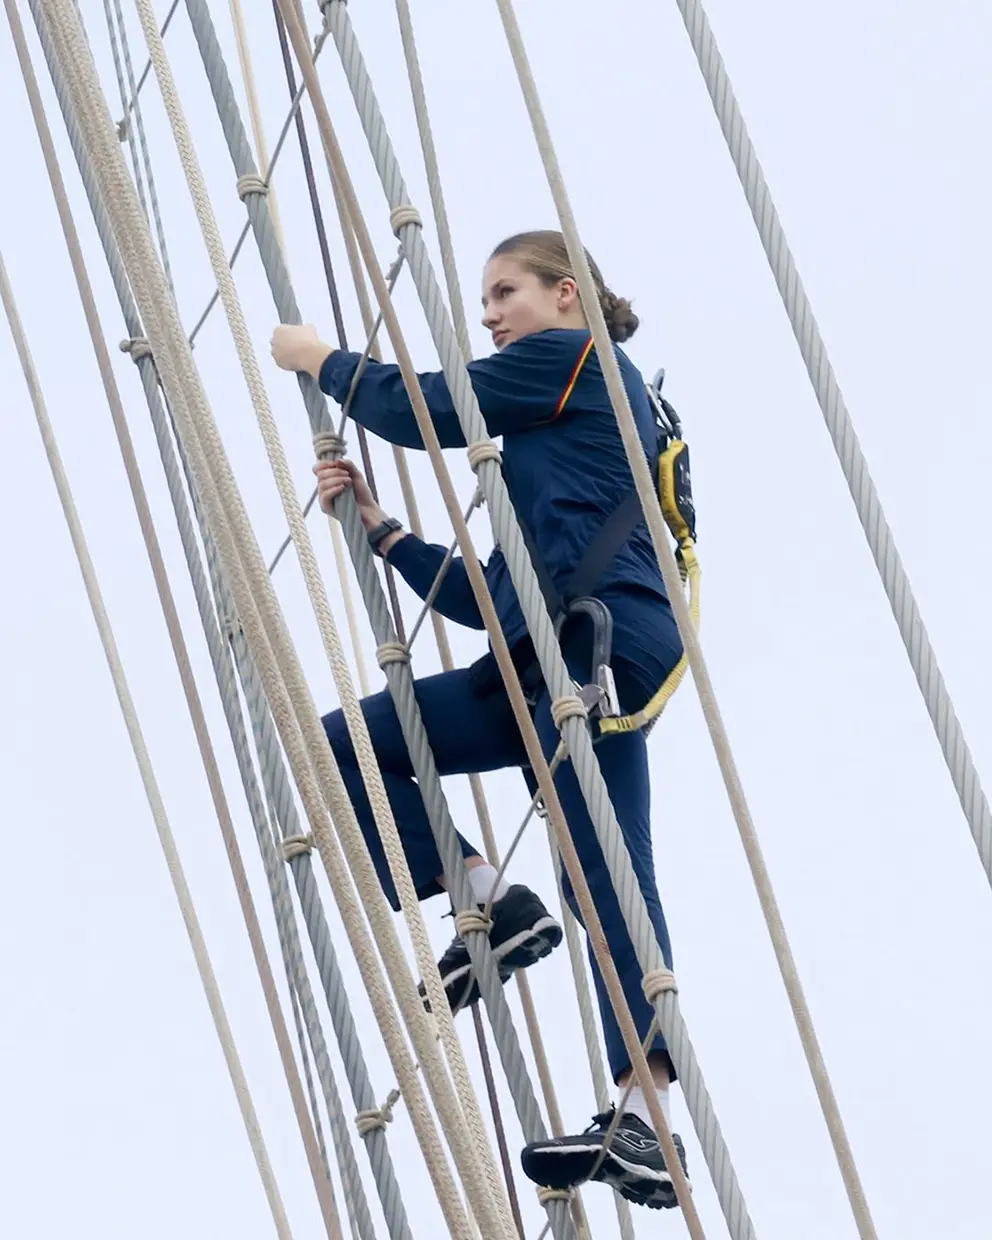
<box><xmin>600</xmin><ymin>290</ymin><xmax>640</xmax><ymax>343</ymax></box>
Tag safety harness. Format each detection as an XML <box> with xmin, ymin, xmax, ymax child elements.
<box><xmin>517</xmin><ymin>364</ymin><xmax>701</xmax><ymax>736</ymax></box>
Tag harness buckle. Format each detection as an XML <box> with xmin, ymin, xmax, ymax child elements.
<box><xmin>555</xmin><ymin>596</ymin><xmax>619</xmax><ymax>721</ymax></box>
<box><xmin>597</xmin><ymin>663</ymin><xmax>620</xmax><ymax>717</ymax></box>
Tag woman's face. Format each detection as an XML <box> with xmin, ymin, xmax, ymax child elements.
<box><xmin>481</xmin><ymin>255</ymin><xmax>577</xmax><ymax>350</ymax></box>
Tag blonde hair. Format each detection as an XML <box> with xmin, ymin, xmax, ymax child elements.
<box><xmin>489</xmin><ymin>229</ymin><xmax>639</xmax><ymax>343</ymax></box>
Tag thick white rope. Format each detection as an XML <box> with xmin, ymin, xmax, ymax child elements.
<box><xmin>129</xmin><ymin>3</ymin><xmax>513</xmax><ymax>1232</ymax></box>
<box><xmin>669</xmin><ymin>0</ymin><xmax>992</xmax><ymax>892</ymax></box>
<box><xmin>0</xmin><ymin>246</ymin><xmax>294</xmax><ymax>1240</ymax></box>
<box><xmin>492</xmin><ymin>3</ymin><xmax>878</xmax><ymax>1237</ymax></box>
<box><xmin>35</xmin><ymin>4</ymin><xmax>481</xmax><ymax>1233</ymax></box>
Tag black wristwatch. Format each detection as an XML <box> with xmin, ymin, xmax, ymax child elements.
<box><xmin>367</xmin><ymin>516</ymin><xmax>403</xmax><ymax>556</ymax></box>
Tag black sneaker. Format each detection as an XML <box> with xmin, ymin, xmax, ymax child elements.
<box><xmin>520</xmin><ymin>1109</ymin><xmax>689</xmax><ymax>1210</ymax></box>
<box><xmin>422</xmin><ymin>884</ymin><xmax>562</xmax><ymax>1012</ymax></box>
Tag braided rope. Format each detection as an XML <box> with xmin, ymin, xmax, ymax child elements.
<box><xmin>25</xmin><ymin>5</ymin><xmax>410</xmax><ymax>1231</ymax></box>
<box><xmin>181</xmin><ymin>3</ymin><xmax>521</xmax><ymax>1231</ymax></box>
<box><xmin>1</xmin><ymin>240</ymin><xmax>296</xmax><ymax>1239</ymax></box>
<box><xmin>6</xmin><ymin>19</ymin><xmax>353</xmax><ymax>1232</ymax></box>
<box><xmin>141</xmin><ymin>0</ymin><xmax>509</xmax><ymax>1226</ymax></box>
<box><xmin>36</xmin><ymin>4</ymin><xmax>479</xmax><ymax>1233</ymax></box>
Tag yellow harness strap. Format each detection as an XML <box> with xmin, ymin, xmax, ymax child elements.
<box><xmin>598</xmin><ymin>437</ymin><xmax>701</xmax><ymax>736</ymax></box>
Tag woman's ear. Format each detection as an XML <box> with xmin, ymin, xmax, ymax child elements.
<box><xmin>558</xmin><ymin>277</ymin><xmax>578</xmax><ymax>311</ymax></box>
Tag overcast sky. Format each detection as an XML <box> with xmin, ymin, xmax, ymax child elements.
<box><xmin>2</xmin><ymin>1</ymin><xmax>991</xmax><ymax>1238</ymax></box>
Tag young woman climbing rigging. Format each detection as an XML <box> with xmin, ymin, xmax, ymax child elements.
<box><xmin>271</xmin><ymin>230</ymin><xmax>688</xmax><ymax>1210</ymax></box>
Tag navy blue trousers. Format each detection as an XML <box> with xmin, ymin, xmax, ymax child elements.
<box><xmin>322</xmin><ymin>647</ymin><xmax>674</xmax><ymax>1083</ymax></box>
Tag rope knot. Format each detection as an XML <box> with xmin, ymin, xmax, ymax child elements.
<box><xmin>389</xmin><ymin>204</ymin><xmax>422</xmax><ymax>236</ymax></box>
<box><xmin>281</xmin><ymin>834</ymin><xmax>314</xmax><ymax>861</ymax></box>
<box><xmin>642</xmin><ymin>968</ymin><xmax>678</xmax><ymax>1003</ymax></box>
<box><xmin>376</xmin><ymin>642</ymin><xmax>410</xmax><ymax>668</ymax></box>
<box><xmin>537</xmin><ymin>1187</ymin><xmax>573</xmax><ymax>1205</ymax></box>
<box><xmin>312</xmin><ymin>430</ymin><xmax>346</xmax><ymax>459</ymax></box>
<box><xmin>466</xmin><ymin>441</ymin><xmax>501</xmax><ymax>472</ymax></box>
<box><xmin>551</xmin><ymin>695</ymin><xmax>587</xmax><ymax>729</ymax></box>
<box><xmin>119</xmin><ymin>337</ymin><xmax>152</xmax><ymax>363</ymax></box>
<box><xmin>236</xmin><ymin>173</ymin><xmax>269</xmax><ymax>201</ymax></box>
<box><xmin>454</xmin><ymin>908</ymin><xmax>493</xmax><ymax>937</ymax></box>
<box><xmin>355</xmin><ymin>1087</ymin><xmax>400</xmax><ymax>1137</ymax></box>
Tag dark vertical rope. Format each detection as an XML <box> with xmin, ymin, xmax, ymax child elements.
<box><xmin>272</xmin><ymin>0</ymin><xmax>407</xmax><ymax>640</ymax></box>
<box><xmin>471</xmin><ymin>1005</ymin><xmax>526</xmax><ymax>1239</ymax></box>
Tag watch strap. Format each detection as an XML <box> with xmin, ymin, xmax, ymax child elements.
<box><xmin>367</xmin><ymin>516</ymin><xmax>403</xmax><ymax>556</ymax></box>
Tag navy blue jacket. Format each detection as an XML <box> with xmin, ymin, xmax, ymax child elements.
<box><xmin>318</xmin><ymin>328</ymin><xmax>682</xmax><ymax>689</ymax></box>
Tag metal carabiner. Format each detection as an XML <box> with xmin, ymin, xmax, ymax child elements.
<box><xmin>554</xmin><ymin>596</ymin><xmax>620</xmax><ymax>719</ymax></box>
<box><xmin>646</xmin><ymin>366</ymin><xmax>683</xmax><ymax>440</ymax></box>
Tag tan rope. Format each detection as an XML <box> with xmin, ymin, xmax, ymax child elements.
<box><xmin>538</xmin><ymin>1188</ymin><xmax>573</xmax><ymax>1205</ymax></box>
<box><xmin>550</xmin><ymin>844</ymin><xmax>636</xmax><ymax>1240</ymax></box>
<box><xmin>121</xmin><ymin>2</ymin><xmax>515</xmax><ymax>1230</ymax></box>
<box><xmin>278</xmin><ymin>1</ymin><xmax>703</xmax><ymax>1228</ymax></box>
<box><xmin>312</xmin><ymin>427</ymin><xmax>372</xmax><ymax>695</ymax></box>
<box><xmin>227</xmin><ymin>8</ymin><xmax>375</xmax><ymax>706</ymax></box>
<box><xmin>227</xmin><ymin>0</ymin><xmax>287</xmax><ymax>251</ymax></box>
<box><xmin>389</xmin><ymin>203</ymin><xmax>422</xmax><ymax>234</ymax></box>
<box><xmin>355</xmin><ymin>1087</ymin><xmax>400</xmax><ymax>1137</ymax></box>
<box><xmin>37</xmin><ymin>4</ymin><xmax>481</xmax><ymax>1232</ymax></box>
<box><xmin>643</xmin><ymin>969</ymin><xmax>678</xmax><ymax>1003</ymax></box>
<box><xmin>453</xmin><ymin>909</ymin><xmax>494</xmax><ymax>937</ymax></box>
<box><xmin>130</xmin><ymin>3</ymin><xmax>514</xmax><ymax>1232</ymax></box>
<box><xmin>391</xmin><ymin>0</ymin><xmax>473</xmax><ymax>363</ymax></box>
<box><xmin>281</xmin><ymin>834</ymin><xmax>314</xmax><ymax>860</ymax></box>
<box><xmin>550</xmin><ymin>695</ymin><xmax>588</xmax><ymax>728</ymax></box>
<box><xmin>375</xmin><ymin>642</ymin><xmax>410</xmax><ymax>667</ymax></box>
<box><xmin>5</xmin><ymin>16</ymin><xmax>349</xmax><ymax>1231</ymax></box>
<box><xmin>327</xmin><ymin>517</ymin><xmax>372</xmax><ymax>696</ymax></box>
<box><xmin>120</xmin><ymin>335</ymin><xmax>152</xmax><ymax>361</ymax></box>
<box><xmin>466</xmin><ymin>440</ymin><xmax>502</xmax><ymax>471</ymax></box>
<box><xmin>236</xmin><ymin>172</ymin><xmax>268</xmax><ymax>200</ymax></box>
<box><xmin>494</xmin><ymin>3</ymin><xmax>875</xmax><ymax>1234</ymax></box>
<box><xmin>0</xmin><ymin>241</ymin><xmax>296</xmax><ymax>1240</ymax></box>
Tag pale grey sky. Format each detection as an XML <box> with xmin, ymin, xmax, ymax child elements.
<box><xmin>1</xmin><ymin>1</ymin><xmax>991</xmax><ymax>1238</ymax></box>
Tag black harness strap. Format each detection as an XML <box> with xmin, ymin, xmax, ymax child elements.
<box><xmin>560</xmin><ymin>487</ymin><xmax>646</xmax><ymax>606</ymax></box>
<box><xmin>517</xmin><ymin>463</ymin><xmax>655</xmax><ymax>624</ymax></box>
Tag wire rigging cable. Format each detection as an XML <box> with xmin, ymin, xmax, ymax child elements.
<box><xmin>10</xmin><ymin>1</ymin><xmax>962</xmax><ymax>1237</ymax></box>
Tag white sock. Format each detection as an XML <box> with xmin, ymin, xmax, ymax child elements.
<box><xmin>466</xmin><ymin>864</ymin><xmax>510</xmax><ymax>906</ymax></box>
<box><xmin>621</xmin><ymin>1085</ymin><xmax>671</xmax><ymax>1135</ymax></box>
